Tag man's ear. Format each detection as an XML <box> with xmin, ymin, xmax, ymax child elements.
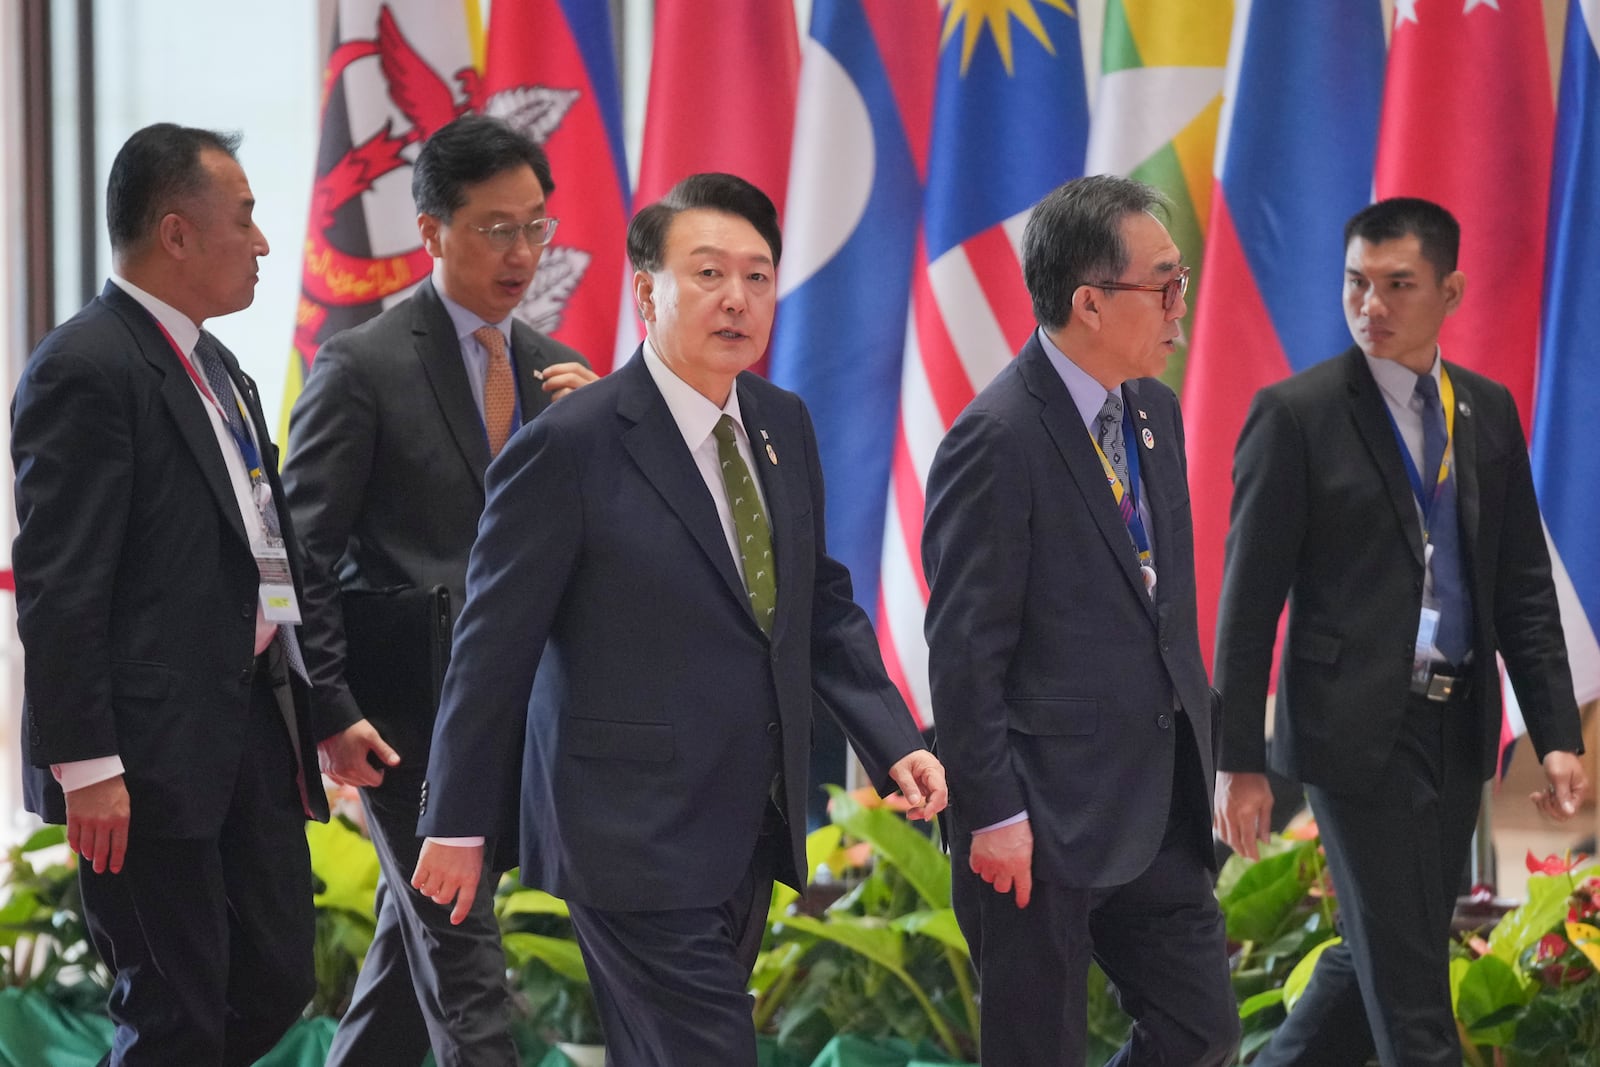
<box><xmin>633</xmin><ymin>271</ymin><xmax>655</xmax><ymax>322</ymax></box>
<box><xmin>157</xmin><ymin>212</ymin><xmax>188</xmax><ymax>259</ymax></box>
<box><xmin>418</xmin><ymin>213</ymin><xmax>444</xmax><ymax>258</ymax></box>
<box><xmin>1070</xmin><ymin>283</ymin><xmax>1102</xmax><ymax>331</ymax></box>
<box><xmin>1441</xmin><ymin>269</ymin><xmax>1466</xmax><ymax>316</ymax></box>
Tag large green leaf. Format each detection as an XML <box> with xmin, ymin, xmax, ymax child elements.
<box><xmin>1454</xmin><ymin>953</ymin><xmax>1532</xmax><ymax>1046</ymax></box>
<box><xmin>1489</xmin><ymin>870</ymin><xmax>1588</xmax><ymax>966</ymax></box>
<box><xmin>1218</xmin><ymin>842</ymin><xmax>1315</xmax><ymax>943</ymax></box>
<box><xmin>502</xmin><ymin>932</ymin><xmax>591</xmax><ymax>984</ymax></box>
<box><xmin>807</xmin><ymin>824</ymin><xmax>845</xmax><ymax>885</ymax></box>
<box><xmin>1238</xmin><ymin>988</ymin><xmax>1285</xmax><ymax>1020</ymax></box>
<box><xmin>778</xmin><ymin>913</ymin><xmax>906</xmax><ymax>974</ymax></box>
<box><xmin>497</xmin><ymin>888</ymin><xmax>571</xmax><ymax>920</ymax></box>
<box><xmin>305</xmin><ymin>818</ymin><xmax>381</xmax><ymax>916</ymax></box>
<box><xmin>891</xmin><ymin>910</ymin><xmax>968</xmax><ymax>957</ymax></box>
<box><xmin>1282</xmin><ymin>935</ymin><xmax>1338</xmax><ymax>1012</ymax></box>
<box><xmin>19</xmin><ymin>826</ymin><xmax>66</xmax><ymax>853</ymax></box>
<box><xmin>825</xmin><ymin>787</ymin><xmax>951</xmax><ymax>909</ymax></box>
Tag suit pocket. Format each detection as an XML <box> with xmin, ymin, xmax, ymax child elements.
<box><xmin>1291</xmin><ymin>630</ymin><xmax>1342</xmax><ymax>666</ymax></box>
<box><xmin>1006</xmin><ymin>697</ymin><xmax>1098</xmax><ymax>736</ymax></box>
<box><xmin>564</xmin><ymin>717</ymin><xmax>674</xmax><ymax>763</ymax></box>
<box><xmin>110</xmin><ymin>660</ymin><xmax>174</xmax><ymax>700</ymax></box>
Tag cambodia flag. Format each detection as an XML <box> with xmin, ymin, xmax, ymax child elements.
<box><xmin>1531</xmin><ymin>0</ymin><xmax>1600</xmax><ymax>705</ymax></box>
<box><xmin>482</xmin><ymin>0</ymin><xmax>630</xmax><ymax>373</ymax></box>
<box><xmin>1375</xmin><ymin>0</ymin><xmax>1553</xmax><ymax>426</ymax></box>
<box><xmin>620</xmin><ymin>0</ymin><xmax>801</xmax><ymax>369</ymax></box>
<box><xmin>1183</xmin><ymin>0</ymin><xmax>1386</xmax><ymax>670</ymax></box>
<box><xmin>767</xmin><ymin>0</ymin><xmax>939</xmax><ymax>613</ymax></box>
<box><xmin>877</xmin><ymin>2</ymin><xmax>1089</xmax><ymax>726</ymax></box>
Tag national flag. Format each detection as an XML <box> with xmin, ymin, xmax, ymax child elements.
<box><xmin>1374</xmin><ymin>0</ymin><xmax>1553</xmax><ymax>426</ymax></box>
<box><xmin>618</xmin><ymin>0</ymin><xmax>802</xmax><ymax>368</ymax></box>
<box><xmin>285</xmin><ymin>0</ymin><xmax>479</xmax><ymax>439</ymax></box>
<box><xmin>482</xmin><ymin>0</ymin><xmax>630</xmax><ymax>373</ymax></box>
<box><xmin>877</xmin><ymin>0</ymin><xmax>1090</xmax><ymax>726</ymax></box>
<box><xmin>1528</xmin><ymin>0</ymin><xmax>1600</xmax><ymax>717</ymax></box>
<box><xmin>1085</xmin><ymin>0</ymin><xmax>1232</xmax><ymax>392</ymax></box>
<box><xmin>767</xmin><ymin>0</ymin><xmax>940</xmax><ymax>613</ymax></box>
<box><xmin>1183</xmin><ymin>0</ymin><xmax>1386</xmax><ymax>670</ymax></box>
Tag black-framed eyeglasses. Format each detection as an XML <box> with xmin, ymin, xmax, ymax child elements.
<box><xmin>472</xmin><ymin>217</ymin><xmax>560</xmax><ymax>251</ymax></box>
<box><xmin>1093</xmin><ymin>264</ymin><xmax>1190</xmax><ymax>311</ymax></box>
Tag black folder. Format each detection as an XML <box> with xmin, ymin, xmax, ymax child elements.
<box><xmin>340</xmin><ymin>585</ymin><xmax>452</xmax><ymax>763</ymax></box>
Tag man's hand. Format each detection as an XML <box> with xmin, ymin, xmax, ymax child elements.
<box><xmin>66</xmin><ymin>775</ymin><xmax>131</xmax><ymax>874</ymax></box>
<box><xmin>887</xmin><ymin>750</ymin><xmax>948</xmax><ymax>821</ymax></box>
<box><xmin>1214</xmin><ymin>771</ymin><xmax>1275</xmax><ymax>861</ymax></box>
<box><xmin>318</xmin><ymin>719</ymin><xmax>401</xmax><ymax>788</ymax></box>
<box><xmin>412</xmin><ymin>840</ymin><xmax>483</xmax><ymax>925</ymax></box>
<box><xmin>1531</xmin><ymin>751</ymin><xmax>1588</xmax><ymax>821</ymax></box>
<box><xmin>540</xmin><ymin>362</ymin><xmax>599</xmax><ymax>402</ymax></box>
<box><xmin>971</xmin><ymin>819</ymin><xmax>1033</xmax><ymax>908</ymax></box>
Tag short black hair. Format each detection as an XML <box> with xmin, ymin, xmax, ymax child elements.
<box><xmin>106</xmin><ymin>123</ymin><xmax>241</xmax><ymax>254</ymax></box>
<box><xmin>626</xmin><ymin>173</ymin><xmax>782</xmax><ymax>273</ymax></box>
<box><xmin>412</xmin><ymin>114</ymin><xmax>556</xmax><ymax>220</ymax></box>
<box><xmin>1344</xmin><ymin>197</ymin><xmax>1460</xmax><ymax>278</ymax></box>
<box><xmin>1022</xmin><ymin>175</ymin><xmax>1170</xmax><ymax>332</ymax></box>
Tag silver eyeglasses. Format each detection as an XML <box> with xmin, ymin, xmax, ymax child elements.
<box><xmin>472</xmin><ymin>217</ymin><xmax>560</xmax><ymax>251</ymax></box>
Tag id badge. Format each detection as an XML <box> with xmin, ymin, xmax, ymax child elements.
<box><xmin>254</xmin><ymin>543</ymin><xmax>303</xmax><ymax>624</ymax></box>
<box><xmin>1411</xmin><ymin>606</ymin><xmax>1441</xmax><ymax>685</ymax></box>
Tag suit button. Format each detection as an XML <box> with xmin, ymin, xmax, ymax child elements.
<box><xmin>240</xmin><ymin>666</ymin><xmax>253</xmax><ymax>683</ymax></box>
<box><xmin>1157</xmin><ymin>714</ymin><xmax>1172</xmax><ymax>730</ymax></box>
<box><xmin>1413</xmin><ymin>580</ymin><xmax>1423</xmax><ymax>594</ymax></box>
<box><xmin>767</xmin><ymin>722</ymin><xmax>781</xmax><ymax>735</ymax></box>
<box><xmin>241</xmin><ymin>602</ymin><xmax>254</xmax><ymax>618</ymax></box>
<box><xmin>1160</xmin><ymin>639</ymin><xmax>1171</xmax><ymax>654</ymax></box>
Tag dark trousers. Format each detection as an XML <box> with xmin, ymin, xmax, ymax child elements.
<box><xmin>80</xmin><ymin>669</ymin><xmax>313</xmax><ymax>1067</ymax></box>
<box><xmin>1255</xmin><ymin>696</ymin><xmax>1483</xmax><ymax>1067</ymax></box>
<box><xmin>953</xmin><ymin>717</ymin><xmax>1239</xmax><ymax>1066</ymax></box>
<box><xmin>325</xmin><ymin>763</ymin><xmax>515</xmax><ymax>1067</ymax></box>
<box><xmin>566</xmin><ymin>820</ymin><xmax>781</xmax><ymax>1067</ymax></box>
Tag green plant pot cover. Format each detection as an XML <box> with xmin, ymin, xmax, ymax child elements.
<box><xmin>0</xmin><ymin>988</ymin><xmax>113</xmax><ymax>1067</ymax></box>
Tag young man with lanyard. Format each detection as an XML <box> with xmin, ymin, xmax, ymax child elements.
<box><xmin>1214</xmin><ymin>196</ymin><xmax>1587</xmax><ymax>1065</ymax></box>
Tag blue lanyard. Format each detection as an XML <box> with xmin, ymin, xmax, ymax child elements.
<box><xmin>1120</xmin><ymin>406</ymin><xmax>1152</xmax><ymax>559</ymax></box>
<box><xmin>1382</xmin><ymin>405</ymin><xmax>1446</xmax><ymax>535</ymax></box>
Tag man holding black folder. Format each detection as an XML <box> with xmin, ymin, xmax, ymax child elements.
<box><xmin>283</xmin><ymin>115</ymin><xmax>594</xmax><ymax>1067</ymax></box>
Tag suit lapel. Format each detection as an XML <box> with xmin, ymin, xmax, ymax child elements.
<box><xmin>1123</xmin><ymin>380</ymin><xmax>1171</xmax><ymax>622</ymax></box>
<box><xmin>1019</xmin><ymin>341</ymin><xmax>1152</xmax><ymax>610</ymax></box>
<box><xmin>1344</xmin><ymin>348</ymin><xmax>1425</xmax><ymax>564</ymax></box>
<box><xmin>615</xmin><ymin>354</ymin><xmax>751</xmax><ymax>614</ymax></box>
<box><xmin>1445</xmin><ymin>363</ymin><xmax>1481</xmax><ymax>570</ymax></box>
<box><xmin>105</xmin><ymin>285</ymin><xmax>251</xmax><ymax>551</ymax></box>
<box><xmin>411</xmin><ymin>279</ymin><xmax>493</xmax><ymax>490</ymax></box>
<box><xmin>511</xmin><ymin>321</ymin><xmax>555</xmax><ymax>420</ymax></box>
<box><xmin>737</xmin><ymin>382</ymin><xmax>791</xmax><ymax>642</ymax></box>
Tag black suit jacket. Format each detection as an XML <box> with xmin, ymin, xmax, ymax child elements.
<box><xmin>923</xmin><ymin>335</ymin><xmax>1217</xmax><ymax>889</ymax></box>
<box><xmin>417</xmin><ymin>349</ymin><xmax>926</xmax><ymax>912</ymax></box>
<box><xmin>12</xmin><ymin>281</ymin><xmax>326</xmax><ymax>835</ymax></box>
<box><xmin>283</xmin><ymin>277</ymin><xmax>586</xmax><ymax>763</ymax></box>
<box><xmin>1215</xmin><ymin>347</ymin><xmax>1582</xmax><ymax>789</ymax></box>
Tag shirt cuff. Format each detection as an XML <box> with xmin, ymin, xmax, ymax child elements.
<box><xmin>53</xmin><ymin>755</ymin><xmax>127</xmax><ymax>793</ymax></box>
<box><xmin>426</xmin><ymin>836</ymin><xmax>485</xmax><ymax>847</ymax></box>
<box><xmin>972</xmin><ymin>810</ymin><xmax>1028</xmax><ymax>835</ymax></box>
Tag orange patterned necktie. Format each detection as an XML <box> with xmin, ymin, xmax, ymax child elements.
<box><xmin>474</xmin><ymin>325</ymin><xmax>515</xmax><ymax>457</ymax></box>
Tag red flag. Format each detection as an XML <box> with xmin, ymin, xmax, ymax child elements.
<box><xmin>482</xmin><ymin>0</ymin><xmax>630</xmax><ymax>373</ymax></box>
<box><xmin>620</xmin><ymin>0</ymin><xmax>801</xmax><ymax>369</ymax></box>
<box><xmin>1374</xmin><ymin>0</ymin><xmax>1554</xmax><ymax>428</ymax></box>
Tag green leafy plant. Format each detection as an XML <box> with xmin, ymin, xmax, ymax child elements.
<box><xmin>305</xmin><ymin>814</ymin><xmax>382</xmax><ymax>1018</ymax></box>
<box><xmin>495</xmin><ymin>882</ymin><xmax>602</xmax><ymax>1046</ymax></box>
<box><xmin>0</xmin><ymin>825</ymin><xmax>109</xmax><ymax>1014</ymax></box>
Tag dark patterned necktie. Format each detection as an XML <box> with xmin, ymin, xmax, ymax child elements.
<box><xmin>1414</xmin><ymin>374</ymin><xmax>1471</xmax><ymax>663</ymax></box>
<box><xmin>712</xmin><ymin>415</ymin><xmax>776</xmax><ymax>635</ymax></box>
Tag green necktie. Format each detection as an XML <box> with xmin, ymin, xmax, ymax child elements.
<box><xmin>712</xmin><ymin>414</ymin><xmax>776</xmax><ymax>635</ymax></box>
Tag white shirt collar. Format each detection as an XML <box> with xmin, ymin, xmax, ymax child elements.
<box><xmin>641</xmin><ymin>342</ymin><xmax>749</xmax><ymax>449</ymax></box>
<box><xmin>109</xmin><ymin>274</ymin><xmax>200</xmax><ymax>356</ymax></box>
<box><xmin>433</xmin><ymin>268</ymin><xmax>513</xmax><ymax>349</ymax></box>
<box><xmin>1037</xmin><ymin>327</ymin><xmax>1120</xmax><ymax>430</ymax></box>
<box><xmin>1365</xmin><ymin>346</ymin><xmax>1442</xmax><ymax>410</ymax></box>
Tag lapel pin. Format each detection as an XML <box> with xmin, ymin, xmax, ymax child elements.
<box><xmin>1457</xmin><ymin>401</ymin><xmax>1470</xmax><ymax>416</ymax></box>
<box><xmin>1137</xmin><ymin>409</ymin><xmax>1148</xmax><ymax>420</ymax></box>
<box><xmin>761</xmin><ymin>429</ymin><xmax>778</xmax><ymax>465</ymax></box>
<box><xmin>1141</xmin><ymin>427</ymin><xmax>1155</xmax><ymax>449</ymax></box>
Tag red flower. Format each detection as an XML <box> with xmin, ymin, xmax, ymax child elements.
<box><xmin>1526</xmin><ymin>849</ymin><xmax>1591</xmax><ymax>876</ymax></box>
<box><xmin>1537</xmin><ymin>932</ymin><xmax>1569</xmax><ymax>962</ymax></box>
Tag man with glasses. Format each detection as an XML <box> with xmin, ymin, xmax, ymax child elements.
<box><xmin>283</xmin><ymin>114</ymin><xmax>595</xmax><ymax>1067</ymax></box>
<box><xmin>923</xmin><ymin>174</ymin><xmax>1236</xmax><ymax>1065</ymax></box>
<box><xmin>1213</xmin><ymin>197</ymin><xmax>1586</xmax><ymax>1066</ymax></box>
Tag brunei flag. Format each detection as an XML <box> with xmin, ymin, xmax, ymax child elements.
<box><xmin>283</xmin><ymin>0</ymin><xmax>479</xmax><ymax>441</ymax></box>
<box><xmin>1085</xmin><ymin>0</ymin><xmax>1232</xmax><ymax>393</ymax></box>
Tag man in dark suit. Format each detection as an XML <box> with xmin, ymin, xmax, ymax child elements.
<box><xmin>11</xmin><ymin>123</ymin><xmax>326</xmax><ymax>1065</ymax></box>
<box><xmin>283</xmin><ymin>115</ymin><xmax>594</xmax><ymax>1067</ymax></box>
<box><xmin>1214</xmin><ymin>197</ymin><xmax>1588</xmax><ymax>1065</ymax></box>
<box><xmin>409</xmin><ymin>173</ymin><xmax>947</xmax><ymax>1065</ymax></box>
<box><xmin>923</xmin><ymin>174</ymin><xmax>1238</xmax><ymax>1066</ymax></box>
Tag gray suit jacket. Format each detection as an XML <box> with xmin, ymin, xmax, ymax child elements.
<box><xmin>283</xmin><ymin>277</ymin><xmax>587</xmax><ymax>758</ymax></box>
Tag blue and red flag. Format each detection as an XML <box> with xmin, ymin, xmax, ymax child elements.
<box><xmin>1532</xmin><ymin>0</ymin><xmax>1600</xmax><ymax>708</ymax></box>
<box><xmin>876</xmin><ymin>0</ymin><xmax>1089</xmax><ymax>726</ymax></box>
<box><xmin>768</xmin><ymin>0</ymin><xmax>939</xmax><ymax>615</ymax></box>
<box><xmin>482</xmin><ymin>0</ymin><xmax>630</xmax><ymax>373</ymax></box>
<box><xmin>1183</xmin><ymin>0</ymin><xmax>1386</xmax><ymax>669</ymax></box>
